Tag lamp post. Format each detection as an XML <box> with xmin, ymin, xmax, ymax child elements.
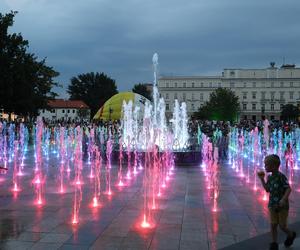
<box><xmin>109</xmin><ymin>107</ymin><xmax>113</xmax><ymax>121</ymax></box>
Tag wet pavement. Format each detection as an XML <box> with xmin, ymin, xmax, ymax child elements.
<box><xmin>0</xmin><ymin>156</ymin><xmax>299</xmax><ymax>250</ymax></box>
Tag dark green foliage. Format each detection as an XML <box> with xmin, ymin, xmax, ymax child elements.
<box><xmin>281</xmin><ymin>104</ymin><xmax>300</xmax><ymax>122</ymax></box>
<box><xmin>0</xmin><ymin>11</ymin><xmax>59</xmax><ymax>117</ymax></box>
<box><xmin>132</xmin><ymin>83</ymin><xmax>152</xmax><ymax>101</ymax></box>
<box><xmin>67</xmin><ymin>72</ymin><xmax>118</xmax><ymax>117</ymax></box>
<box><xmin>77</xmin><ymin>109</ymin><xmax>90</xmax><ymax>120</ymax></box>
<box><xmin>194</xmin><ymin>88</ymin><xmax>240</xmax><ymax>121</ymax></box>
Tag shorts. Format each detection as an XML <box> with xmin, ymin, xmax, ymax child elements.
<box><xmin>269</xmin><ymin>207</ymin><xmax>289</xmax><ymax>225</ymax></box>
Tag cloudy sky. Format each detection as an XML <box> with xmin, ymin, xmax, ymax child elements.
<box><xmin>1</xmin><ymin>0</ymin><xmax>300</xmax><ymax>97</ymax></box>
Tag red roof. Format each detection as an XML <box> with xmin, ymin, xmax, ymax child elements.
<box><xmin>48</xmin><ymin>99</ymin><xmax>89</xmax><ymax>109</ymax></box>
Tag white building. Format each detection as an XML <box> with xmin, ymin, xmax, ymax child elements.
<box><xmin>38</xmin><ymin>99</ymin><xmax>90</xmax><ymax>122</ymax></box>
<box><xmin>158</xmin><ymin>63</ymin><xmax>300</xmax><ymax>121</ymax></box>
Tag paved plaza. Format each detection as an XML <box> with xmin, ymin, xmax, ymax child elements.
<box><xmin>0</xmin><ymin>154</ymin><xmax>299</xmax><ymax>250</ymax></box>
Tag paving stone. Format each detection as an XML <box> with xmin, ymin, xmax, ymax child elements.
<box><xmin>89</xmin><ymin>235</ymin><xmax>124</xmax><ymax>250</ymax></box>
<box><xmin>59</xmin><ymin>244</ymin><xmax>89</xmax><ymax>250</ymax></box>
<box><xmin>180</xmin><ymin>240</ymin><xmax>209</xmax><ymax>250</ymax></box>
<box><xmin>0</xmin><ymin>240</ymin><xmax>34</xmax><ymax>250</ymax></box>
<box><xmin>30</xmin><ymin>242</ymin><xmax>63</xmax><ymax>250</ymax></box>
<box><xmin>39</xmin><ymin>233</ymin><xmax>72</xmax><ymax>243</ymax></box>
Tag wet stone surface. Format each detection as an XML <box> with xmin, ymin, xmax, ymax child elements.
<box><xmin>0</xmin><ymin>154</ymin><xmax>299</xmax><ymax>250</ymax></box>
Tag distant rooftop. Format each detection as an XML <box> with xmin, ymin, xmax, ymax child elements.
<box><xmin>48</xmin><ymin>99</ymin><xmax>89</xmax><ymax>109</ymax></box>
<box><xmin>281</xmin><ymin>64</ymin><xmax>296</xmax><ymax>69</ymax></box>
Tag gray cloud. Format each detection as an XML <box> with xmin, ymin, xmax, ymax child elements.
<box><xmin>1</xmin><ymin>0</ymin><xmax>300</xmax><ymax>97</ymax></box>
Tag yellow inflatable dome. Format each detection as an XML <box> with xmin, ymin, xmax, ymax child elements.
<box><xmin>93</xmin><ymin>92</ymin><xmax>149</xmax><ymax>121</ymax></box>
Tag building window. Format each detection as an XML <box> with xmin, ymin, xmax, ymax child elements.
<box><xmin>243</xmin><ymin>82</ymin><xmax>247</xmax><ymax>88</ymax></box>
<box><xmin>252</xmin><ymin>103</ymin><xmax>256</xmax><ymax>110</ymax></box>
<box><xmin>261</xmin><ymin>91</ymin><xmax>266</xmax><ymax>99</ymax></box>
<box><xmin>209</xmin><ymin>82</ymin><xmax>212</xmax><ymax>88</ymax></box>
<box><xmin>252</xmin><ymin>92</ymin><xmax>256</xmax><ymax>99</ymax></box>
<box><xmin>166</xmin><ymin>82</ymin><xmax>169</xmax><ymax>88</ymax></box>
<box><xmin>280</xmin><ymin>104</ymin><xmax>284</xmax><ymax>110</ymax></box>
<box><xmin>174</xmin><ymin>82</ymin><xmax>177</xmax><ymax>88</ymax></box>
<box><xmin>191</xmin><ymin>93</ymin><xmax>194</xmax><ymax>100</ymax></box>
<box><xmin>218</xmin><ymin>82</ymin><xmax>221</xmax><ymax>87</ymax></box>
<box><xmin>201</xmin><ymin>82</ymin><xmax>204</xmax><ymax>87</ymax></box>
<box><xmin>192</xmin><ymin>82</ymin><xmax>195</xmax><ymax>88</ymax></box>
<box><xmin>51</xmin><ymin>109</ymin><xmax>55</xmax><ymax>113</ymax></box>
<box><xmin>271</xmin><ymin>104</ymin><xmax>274</xmax><ymax>111</ymax></box>
<box><xmin>290</xmin><ymin>91</ymin><xmax>294</xmax><ymax>99</ymax></box>
<box><xmin>183</xmin><ymin>93</ymin><xmax>186</xmax><ymax>101</ymax></box>
<box><xmin>261</xmin><ymin>104</ymin><xmax>265</xmax><ymax>112</ymax></box>
<box><xmin>174</xmin><ymin>93</ymin><xmax>177</xmax><ymax>99</ymax></box>
<box><xmin>166</xmin><ymin>93</ymin><xmax>169</xmax><ymax>99</ymax></box>
<box><xmin>243</xmin><ymin>103</ymin><xmax>247</xmax><ymax>110</ymax></box>
<box><xmin>166</xmin><ymin>104</ymin><xmax>169</xmax><ymax>111</ymax></box>
<box><xmin>62</xmin><ymin>109</ymin><xmax>65</xmax><ymax>113</ymax></box>
<box><xmin>280</xmin><ymin>92</ymin><xmax>285</xmax><ymax>100</ymax></box>
<box><xmin>280</xmin><ymin>82</ymin><xmax>284</xmax><ymax>88</ymax></box>
<box><xmin>191</xmin><ymin>103</ymin><xmax>195</xmax><ymax>111</ymax></box>
<box><xmin>271</xmin><ymin>92</ymin><xmax>275</xmax><ymax>101</ymax></box>
<box><xmin>290</xmin><ymin>82</ymin><xmax>294</xmax><ymax>87</ymax></box>
<box><xmin>183</xmin><ymin>82</ymin><xmax>186</xmax><ymax>88</ymax></box>
<box><xmin>271</xmin><ymin>82</ymin><xmax>274</xmax><ymax>88</ymax></box>
<box><xmin>200</xmin><ymin>93</ymin><xmax>203</xmax><ymax>101</ymax></box>
<box><xmin>243</xmin><ymin>92</ymin><xmax>247</xmax><ymax>100</ymax></box>
<box><xmin>252</xmin><ymin>82</ymin><xmax>256</xmax><ymax>88</ymax></box>
<box><xmin>67</xmin><ymin>110</ymin><xmax>70</xmax><ymax>113</ymax></box>
<box><xmin>230</xmin><ymin>82</ymin><xmax>234</xmax><ymax>88</ymax></box>
<box><xmin>73</xmin><ymin>109</ymin><xmax>75</xmax><ymax>113</ymax></box>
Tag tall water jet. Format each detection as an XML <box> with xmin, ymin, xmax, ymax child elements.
<box><xmin>118</xmin><ymin>137</ymin><xmax>124</xmax><ymax>186</ymax></box>
<box><xmin>92</xmin><ymin>145</ymin><xmax>102</xmax><ymax>207</ymax></box>
<box><xmin>72</xmin><ymin>126</ymin><xmax>83</xmax><ymax>224</ymax></box>
<box><xmin>141</xmin><ymin>102</ymin><xmax>153</xmax><ymax>228</ymax></box>
<box><xmin>12</xmin><ymin>141</ymin><xmax>20</xmax><ymax>192</ymax></box>
<box><xmin>106</xmin><ymin>134</ymin><xmax>113</xmax><ymax>195</ymax></box>
<box><xmin>59</xmin><ymin>126</ymin><xmax>65</xmax><ymax>193</ymax></box>
<box><xmin>152</xmin><ymin>53</ymin><xmax>159</xmax><ymax>128</ymax></box>
<box><xmin>263</xmin><ymin>118</ymin><xmax>270</xmax><ymax>151</ymax></box>
<box><xmin>33</xmin><ymin>118</ymin><xmax>44</xmax><ymax>205</ymax></box>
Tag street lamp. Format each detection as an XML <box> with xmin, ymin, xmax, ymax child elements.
<box><xmin>109</xmin><ymin>107</ymin><xmax>113</xmax><ymax>121</ymax></box>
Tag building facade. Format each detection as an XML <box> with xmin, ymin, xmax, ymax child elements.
<box><xmin>158</xmin><ymin>63</ymin><xmax>300</xmax><ymax>121</ymax></box>
<box><xmin>38</xmin><ymin>99</ymin><xmax>90</xmax><ymax>122</ymax></box>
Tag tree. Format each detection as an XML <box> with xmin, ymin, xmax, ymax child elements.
<box><xmin>0</xmin><ymin>11</ymin><xmax>59</xmax><ymax>118</ymax></box>
<box><xmin>193</xmin><ymin>88</ymin><xmax>240</xmax><ymax>121</ymax></box>
<box><xmin>281</xmin><ymin>104</ymin><xmax>300</xmax><ymax>122</ymax></box>
<box><xmin>132</xmin><ymin>83</ymin><xmax>152</xmax><ymax>101</ymax></box>
<box><xmin>77</xmin><ymin>109</ymin><xmax>90</xmax><ymax>120</ymax></box>
<box><xmin>67</xmin><ymin>72</ymin><xmax>118</xmax><ymax>117</ymax></box>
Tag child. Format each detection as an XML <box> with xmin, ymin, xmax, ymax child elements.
<box><xmin>257</xmin><ymin>154</ymin><xmax>296</xmax><ymax>250</ymax></box>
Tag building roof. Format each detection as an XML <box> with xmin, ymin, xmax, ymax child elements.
<box><xmin>159</xmin><ymin>76</ymin><xmax>221</xmax><ymax>80</ymax></box>
<box><xmin>48</xmin><ymin>99</ymin><xmax>89</xmax><ymax>109</ymax></box>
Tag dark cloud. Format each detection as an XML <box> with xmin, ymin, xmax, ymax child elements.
<box><xmin>1</xmin><ymin>0</ymin><xmax>300</xmax><ymax>97</ymax></box>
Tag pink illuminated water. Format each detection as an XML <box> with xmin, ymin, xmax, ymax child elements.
<box><xmin>72</xmin><ymin>126</ymin><xmax>83</xmax><ymax>224</ymax></box>
<box><xmin>105</xmin><ymin>135</ymin><xmax>113</xmax><ymax>195</ymax></box>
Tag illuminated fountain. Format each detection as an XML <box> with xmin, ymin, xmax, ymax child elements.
<box><xmin>33</xmin><ymin>118</ymin><xmax>44</xmax><ymax>206</ymax></box>
<box><xmin>105</xmin><ymin>134</ymin><xmax>113</xmax><ymax>196</ymax></box>
<box><xmin>92</xmin><ymin>145</ymin><xmax>102</xmax><ymax>208</ymax></box>
<box><xmin>72</xmin><ymin>126</ymin><xmax>83</xmax><ymax>224</ymax></box>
